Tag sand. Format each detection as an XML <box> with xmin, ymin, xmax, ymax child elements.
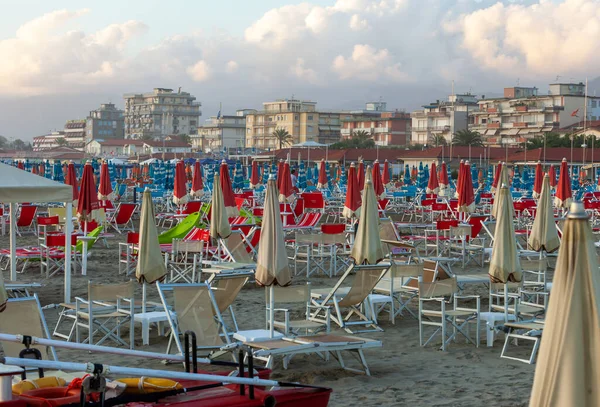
<box><xmin>0</xmin><ymin>228</ymin><xmax>535</xmax><ymax>407</ymax></box>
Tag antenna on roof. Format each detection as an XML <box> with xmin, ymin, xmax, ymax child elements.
<box><xmin>555</xmin><ymin>75</ymin><xmax>561</xmax><ymax>82</ymax></box>
<box><xmin>517</xmin><ymin>78</ymin><xmax>520</xmax><ymax>86</ymax></box>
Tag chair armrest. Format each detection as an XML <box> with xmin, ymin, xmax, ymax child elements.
<box><xmin>455</xmin><ymin>295</ymin><xmax>480</xmax><ymax>300</ymax></box>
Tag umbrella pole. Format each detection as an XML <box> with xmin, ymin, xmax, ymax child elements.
<box><xmin>142</xmin><ymin>281</ymin><xmax>147</xmax><ymax>314</ymax></box>
<box><xmin>9</xmin><ymin>203</ymin><xmax>16</xmax><ymax>282</ymax></box>
<box><xmin>269</xmin><ymin>285</ymin><xmax>275</xmax><ymax>339</ymax></box>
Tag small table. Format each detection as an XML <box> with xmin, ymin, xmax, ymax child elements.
<box><xmin>77</xmin><ymin>236</ymin><xmax>96</xmax><ymax>276</ymax></box>
<box><xmin>134</xmin><ymin>311</ymin><xmax>171</xmax><ymax>345</ymax></box>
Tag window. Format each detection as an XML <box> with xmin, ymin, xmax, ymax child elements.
<box><xmin>593</xmin><ymin>100</ymin><xmax>598</xmax><ymax>108</ymax></box>
<box><xmin>307</xmin><ymin>125</ymin><xmax>314</xmax><ymax>133</ymax></box>
<box><xmin>294</xmin><ymin>115</ymin><xmax>299</xmax><ymax>120</ymax></box>
<box><xmin>308</xmin><ymin>115</ymin><xmax>313</xmax><ymax>121</ymax></box>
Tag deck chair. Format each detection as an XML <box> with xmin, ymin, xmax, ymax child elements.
<box><xmin>310</xmin><ymin>263</ymin><xmax>390</xmax><ymax>333</ymax></box>
<box><xmin>207</xmin><ymin>270</ymin><xmax>253</xmax><ymax>332</ymax></box>
<box><xmin>118</xmin><ymin>232</ymin><xmax>139</xmax><ymax>275</ymax></box>
<box><xmin>157</xmin><ymin>283</ymin><xmax>231</xmax><ymax>358</ymax></box>
<box><xmin>418</xmin><ymin>277</ymin><xmax>481</xmax><ymax>351</ymax></box>
<box><xmin>500</xmin><ymin>320</ymin><xmax>545</xmax><ymax>364</ymax></box>
<box><xmin>0</xmin><ymin>295</ymin><xmax>58</xmax><ymax>362</ymax></box>
<box><xmin>166</xmin><ymin>239</ymin><xmax>204</xmax><ymax>283</ymax></box>
<box><xmin>107</xmin><ymin>203</ymin><xmax>137</xmax><ymax>234</ymax></box>
<box><xmin>217</xmin><ymin>231</ymin><xmax>256</xmax><ymax>268</ymax></box>
<box><xmin>47</xmin><ymin>206</ymin><xmax>77</xmax><ymax>228</ymax></box>
<box><xmin>12</xmin><ymin>205</ymin><xmax>38</xmax><ymax>236</ymax></box>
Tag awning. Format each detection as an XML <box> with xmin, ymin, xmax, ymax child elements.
<box><xmin>485</xmin><ymin>129</ymin><xmax>498</xmax><ymax>136</ymax></box>
<box><xmin>505</xmin><ymin>128</ymin><xmax>520</xmax><ymax>136</ymax></box>
<box><xmin>541</xmin><ymin>127</ymin><xmax>553</xmax><ymax>132</ymax></box>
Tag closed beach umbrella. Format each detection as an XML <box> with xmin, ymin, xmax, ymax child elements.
<box><xmin>65</xmin><ymin>161</ymin><xmax>78</xmax><ymax>206</ymax></box>
<box><xmin>276</xmin><ymin>159</ymin><xmax>284</xmax><ymax>191</ymax></box>
<box><xmin>219</xmin><ymin>160</ymin><xmax>239</xmax><ymax>217</ymax></box>
<box><xmin>426</xmin><ymin>161</ymin><xmax>439</xmax><ymax>194</ymax></box>
<box><xmin>492</xmin><ymin>164</ymin><xmax>509</xmax><ymax>219</ymax></box>
<box><xmin>489</xmin><ymin>184</ymin><xmax>521</xmax><ymax>283</ymax></box>
<box><xmin>530</xmin><ymin>202</ymin><xmax>600</xmax><ymax>406</ymax></box>
<box><xmin>233</xmin><ymin>162</ymin><xmax>244</xmax><ymax>191</ymax></box>
<box><xmin>439</xmin><ymin>162</ymin><xmax>449</xmax><ymax>195</ymax></box>
<box><xmin>190</xmin><ymin>161</ymin><xmax>203</xmax><ymax>197</ymax></box>
<box><xmin>250</xmin><ymin>161</ymin><xmax>260</xmax><ymax>189</ymax></box>
<box><xmin>298</xmin><ymin>161</ymin><xmax>307</xmax><ymax>190</ymax></box>
<box><xmin>98</xmin><ymin>161</ymin><xmax>113</xmax><ymax>201</ymax></box>
<box><xmin>455</xmin><ymin>160</ymin><xmax>464</xmax><ymax>199</ymax></box>
<box><xmin>554</xmin><ymin>158</ymin><xmax>572</xmax><ymax>209</ymax></box>
<box><xmin>371</xmin><ymin>160</ymin><xmax>385</xmax><ymax>200</ymax></box>
<box><xmin>403</xmin><ymin>164</ymin><xmax>411</xmax><ymax>186</ymax></box>
<box><xmin>528</xmin><ymin>175</ymin><xmax>560</xmax><ymax>253</ymax></box>
<box><xmin>457</xmin><ymin>161</ymin><xmax>475</xmax><ymax>214</ymax></box>
<box><xmin>17</xmin><ymin>162</ymin><xmax>24</xmax><ymax>170</ymax></box>
<box><xmin>210</xmin><ymin>174</ymin><xmax>232</xmax><ymax>240</ymax></box>
<box><xmin>278</xmin><ymin>161</ymin><xmax>295</xmax><ymax>203</ymax></box>
<box><xmin>350</xmin><ymin>178</ymin><xmax>384</xmax><ymax>265</ymax></box>
<box><xmin>533</xmin><ymin>161</ymin><xmax>543</xmax><ymax>199</ymax></box>
<box><xmin>173</xmin><ymin>160</ymin><xmax>189</xmax><ymax>206</ymax></box>
<box><xmin>31</xmin><ymin>164</ymin><xmax>38</xmax><ymax>176</ymax></box>
<box><xmin>382</xmin><ymin>159</ymin><xmax>391</xmax><ymax>187</ymax></box>
<box><xmin>492</xmin><ymin>161</ymin><xmax>502</xmax><ymax>192</ymax></box>
<box><xmin>343</xmin><ymin>163</ymin><xmax>361</xmax><ymax>219</ymax></box>
<box><xmin>77</xmin><ymin>162</ymin><xmax>100</xmax><ymax>223</ymax></box>
<box><xmin>317</xmin><ymin>159</ymin><xmax>328</xmax><ymax>189</ymax></box>
<box><xmin>357</xmin><ymin>161</ymin><xmax>365</xmax><ymax>192</ymax></box>
<box><xmin>548</xmin><ymin>164</ymin><xmax>557</xmax><ymax>188</ymax></box>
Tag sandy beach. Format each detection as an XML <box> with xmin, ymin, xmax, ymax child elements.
<box><xmin>0</xmin><ymin>228</ymin><xmax>536</xmax><ymax>407</ymax></box>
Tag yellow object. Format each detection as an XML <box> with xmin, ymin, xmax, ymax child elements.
<box><xmin>12</xmin><ymin>377</ymin><xmax>67</xmax><ymax>395</ymax></box>
<box><xmin>115</xmin><ymin>377</ymin><xmax>183</xmax><ymax>394</ymax></box>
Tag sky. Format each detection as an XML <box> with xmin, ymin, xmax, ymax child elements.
<box><xmin>1</xmin><ymin>0</ymin><xmax>600</xmax><ymax>141</ymax></box>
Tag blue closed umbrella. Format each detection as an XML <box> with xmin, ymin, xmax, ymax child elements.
<box><xmin>298</xmin><ymin>161</ymin><xmax>307</xmax><ymax>190</ymax></box>
<box><xmin>403</xmin><ymin>165</ymin><xmax>411</xmax><ymax>185</ymax></box>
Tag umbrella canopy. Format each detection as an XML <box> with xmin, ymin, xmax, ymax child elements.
<box><xmin>77</xmin><ymin>162</ymin><xmax>100</xmax><ymax>222</ymax></box>
<box><xmin>455</xmin><ymin>160</ymin><xmax>464</xmax><ymax>199</ymax></box>
<box><xmin>219</xmin><ymin>160</ymin><xmax>239</xmax><ymax>217</ymax></box>
<box><xmin>173</xmin><ymin>160</ymin><xmax>189</xmax><ymax>206</ymax></box>
<box><xmin>382</xmin><ymin>160</ymin><xmax>391</xmax><ymax>187</ymax></box>
<box><xmin>317</xmin><ymin>159</ymin><xmax>328</xmax><ymax>189</ymax></box>
<box><xmin>350</xmin><ymin>178</ymin><xmax>384</xmax><ymax>265</ymax></box>
<box><xmin>457</xmin><ymin>161</ymin><xmax>475</xmax><ymax>213</ymax></box>
<box><xmin>439</xmin><ymin>162</ymin><xmax>449</xmax><ymax>195</ymax></box>
<box><xmin>491</xmin><ymin>161</ymin><xmax>503</xmax><ymax>192</ymax></box>
<box><xmin>491</xmin><ymin>164</ymin><xmax>509</xmax><ymax>219</ymax></box>
<box><xmin>136</xmin><ymin>189</ymin><xmax>167</xmax><ymax>284</ymax></box>
<box><xmin>210</xmin><ymin>173</ymin><xmax>232</xmax><ymax>240</ymax></box>
<box><xmin>371</xmin><ymin>160</ymin><xmax>385</xmax><ymax>200</ymax></box>
<box><xmin>529</xmin><ymin>202</ymin><xmax>600</xmax><ymax>406</ymax></box>
<box><xmin>403</xmin><ymin>164</ymin><xmax>411</xmax><ymax>186</ymax></box>
<box><xmin>65</xmin><ymin>161</ymin><xmax>78</xmax><ymax>205</ymax></box>
<box><xmin>532</xmin><ymin>161</ymin><xmax>543</xmax><ymax>199</ymax></box>
<box><xmin>31</xmin><ymin>164</ymin><xmax>38</xmax><ymax>176</ymax></box>
<box><xmin>357</xmin><ymin>161</ymin><xmax>365</xmax><ymax>192</ymax></box>
<box><xmin>255</xmin><ymin>176</ymin><xmax>291</xmax><ymax>287</ymax></box>
<box><xmin>250</xmin><ymin>161</ymin><xmax>260</xmax><ymax>189</ymax></box>
<box><xmin>548</xmin><ymin>164</ymin><xmax>557</xmax><ymax>188</ymax></box>
<box><xmin>190</xmin><ymin>161</ymin><xmax>203</xmax><ymax>197</ymax></box>
<box><xmin>342</xmin><ymin>163</ymin><xmax>361</xmax><ymax>218</ymax></box>
<box><xmin>278</xmin><ymin>161</ymin><xmax>295</xmax><ymax>203</ymax></box>
<box><xmin>233</xmin><ymin>162</ymin><xmax>245</xmax><ymax>191</ymax></box>
<box><xmin>489</xmin><ymin>185</ymin><xmax>521</xmax><ymax>283</ymax></box>
<box><xmin>426</xmin><ymin>161</ymin><xmax>439</xmax><ymax>194</ymax></box>
<box><xmin>276</xmin><ymin>160</ymin><xmax>284</xmax><ymax>191</ymax></box>
<box><xmin>97</xmin><ymin>161</ymin><xmax>113</xmax><ymax>201</ymax></box>
<box><xmin>528</xmin><ymin>175</ymin><xmax>560</xmax><ymax>253</ymax></box>
<box><xmin>554</xmin><ymin>158</ymin><xmax>572</xmax><ymax>209</ymax></box>
<box><xmin>17</xmin><ymin>161</ymin><xmax>24</xmax><ymax>170</ymax></box>
<box><xmin>298</xmin><ymin>161</ymin><xmax>307</xmax><ymax>190</ymax></box>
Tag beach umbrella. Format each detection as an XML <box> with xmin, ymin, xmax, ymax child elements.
<box><xmin>17</xmin><ymin>161</ymin><xmax>24</xmax><ymax>170</ymax></box>
<box><xmin>256</xmin><ymin>175</ymin><xmax>292</xmax><ymax>338</ymax></box>
<box><xmin>276</xmin><ymin>160</ymin><xmax>284</xmax><ymax>191</ymax></box>
<box><xmin>233</xmin><ymin>162</ymin><xmax>244</xmax><ymax>191</ymax></box>
<box><xmin>173</xmin><ymin>160</ymin><xmax>189</xmax><ymax>206</ymax></box>
<box><xmin>136</xmin><ymin>188</ymin><xmax>167</xmax><ymax>313</ymax></box>
<box><xmin>97</xmin><ymin>161</ymin><xmax>113</xmax><ymax>201</ymax></box>
<box><xmin>210</xmin><ymin>173</ymin><xmax>232</xmax><ymax>241</ymax></box>
<box><xmin>278</xmin><ymin>161</ymin><xmax>295</xmax><ymax>203</ymax></box>
<box><xmin>554</xmin><ymin>158</ymin><xmax>572</xmax><ymax>209</ymax></box>
<box><xmin>298</xmin><ymin>161</ymin><xmax>307</xmax><ymax>190</ymax></box>
<box><xmin>522</xmin><ymin>165</ymin><xmax>531</xmax><ymax>189</ymax></box>
<box><xmin>513</xmin><ymin>165</ymin><xmax>522</xmax><ymax>190</ymax></box>
<box><xmin>65</xmin><ymin>161</ymin><xmax>78</xmax><ymax>206</ymax></box>
<box><xmin>470</xmin><ymin>162</ymin><xmax>478</xmax><ymax>189</ymax></box>
<box><xmin>52</xmin><ymin>160</ymin><xmax>63</xmax><ymax>182</ymax></box>
<box><xmin>44</xmin><ymin>161</ymin><xmax>51</xmax><ymax>179</ymax></box>
<box><xmin>371</xmin><ymin>160</ymin><xmax>386</xmax><ymax>200</ymax></box>
<box><xmin>339</xmin><ymin>164</ymin><xmax>347</xmax><ymax>188</ymax></box>
<box><xmin>571</xmin><ymin>165</ymin><xmax>579</xmax><ymax>191</ymax></box>
<box><xmin>185</xmin><ymin>162</ymin><xmax>192</xmax><ymax>181</ymax></box>
<box><xmin>528</xmin><ymin>175</ymin><xmax>560</xmax><ymax>254</ymax></box>
<box><xmin>250</xmin><ymin>161</ymin><xmax>260</xmax><ymax>189</ymax></box>
<box><xmin>478</xmin><ymin>168</ymin><xmax>484</xmax><ymax>187</ymax></box>
<box><xmin>491</xmin><ymin>162</ymin><xmax>503</xmax><ymax>192</ymax></box>
<box><xmin>77</xmin><ymin>162</ymin><xmax>100</xmax><ymax>224</ymax></box>
<box><xmin>455</xmin><ymin>160</ymin><xmax>464</xmax><ymax>199</ymax></box>
<box><xmin>219</xmin><ymin>160</ymin><xmax>239</xmax><ymax>217</ymax></box>
<box><xmin>417</xmin><ymin>162</ymin><xmax>426</xmax><ymax>188</ymax></box>
<box><xmin>343</xmin><ymin>163</ymin><xmax>361</xmax><ymax>219</ymax></box>
<box><xmin>190</xmin><ymin>161</ymin><xmax>203</xmax><ymax>197</ymax></box>
<box><xmin>31</xmin><ymin>164</ymin><xmax>38</xmax><ymax>176</ymax></box>
<box><xmin>486</xmin><ymin>165</ymin><xmax>494</xmax><ymax>187</ymax></box>
<box><xmin>548</xmin><ymin>164</ymin><xmax>557</xmax><ymax>188</ymax></box>
<box><xmin>529</xmin><ymin>202</ymin><xmax>600</xmax><ymax>406</ymax></box>
<box><xmin>317</xmin><ymin>159</ymin><xmax>328</xmax><ymax>189</ymax></box>
<box><xmin>411</xmin><ymin>165</ymin><xmax>418</xmax><ymax>182</ymax></box>
<box><xmin>382</xmin><ymin>160</ymin><xmax>391</xmax><ymax>187</ymax></box>
<box><xmin>489</xmin><ymin>184</ymin><xmax>521</xmax><ymax>284</ymax></box>
<box><xmin>458</xmin><ymin>161</ymin><xmax>475</xmax><ymax>215</ymax></box>
<box><xmin>403</xmin><ymin>164</ymin><xmax>411</xmax><ymax>186</ymax></box>
<box><xmin>350</xmin><ymin>177</ymin><xmax>384</xmax><ymax>265</ymax></box>
<box><xmin>439</xmin><ymin>162</ymin><xmax>449</xmax><ymax>195</ymax></box>
<box><xmin>532</xmin><ymin>161</ymin><xmax>543</xmax><ymax>199</ymax></box>
<box><xmin>426</xmin><ymin>161</ymin><xmax>439</xmax><ymax>194</ymax></box>
<box><xmin>357</xmin><ymin>161</ymin><xmax>366</xmax><ymax>192</ymax></box>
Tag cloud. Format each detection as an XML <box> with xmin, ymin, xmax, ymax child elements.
<box><xmin>225</xmin><ymin>60</ymin><xmax>239</xmax><ymax>73</ymax></box>
<box><xmin>244</xmin><ymin>4</ymin><xmax>315</xmax><ymax>48</ymax></box>
<box><xmin>349</xmin><ymin>14</ymin><xmax>369</xmax><ymax>30</ymax></box>
<box><xmin>291</xmin><ymin>58</ymin><xmax>320</xmax><ymax>84</ymax></box>
<box><xmin>187</xmin><ymin>60</ymin><xmax>211</xmax><ymax>81</ymax></box>
<box><xmin>332</xmin><ymin>44</ymin><xmax>411</xmax><ymax>82</ymax></box>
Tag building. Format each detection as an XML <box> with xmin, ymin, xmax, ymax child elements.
<box><xmin>471</xmin><ymin>83</ymin><xmax>600</xmax><ymax>147</ymax></box>
<box><xmin>341</xmin><ymin>111</ymin><xmax>411</xmax><ymax>146</ymax></box>
<box><xmin>141</xmin><ymin>140</ymin><xmax>192</xmax><ymax>155</ymax></box>
<box><xmin>86</xmin><ymin>139</ymin><xmax>144</xmax><ymax>157</ymax></box>
<box><xmin>123</xmin><ymin>88</ymin><xmax>201</xmax><ymax>140</ymax></box>
<box><xmin>410</xmin><ymin>93</ymin><xmax>478</xmax><ymax>145</ymax></box>
<box><xmin>63</xmin><ymin>120</ymin><xmax>86</xmax><ymax>150</ymax></box>
<box><xmin>85</xmin><ymin>103</ymin><xmax>125</xmax><ymax>144</ymax></box>
<box><xmin>193</xmin><ymin>110</ymin><xmax>248</xmax><ymax>153</ymax></box>
<box><xmin>33</xmin><ymin>131</ymin><xmax>66</xmax><ymax>151</ymax></box>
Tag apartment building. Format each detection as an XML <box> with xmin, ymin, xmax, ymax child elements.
<box><xmin>193</xmin><ymin>110</ymin><xmax>248</xmax><ymax>153</ymax></box>
<box><xmin>341</xmin><ymin>111</ymin><xmax>411</xmax><ymax>146</ymax></box>
<box><xmin>63</xmin><ymin>120</ymin><xmax>86</xmax><ymax>150</ymax></box>
<box><xmin>85</xmin><ymin>103</ymin><xmax>125</xmax><ymax>144</ymax></box>
<box><xmin>32</xmin><ymin>131</ymin><xmax>66</xmax><ymax>151</ymax></box>
<box><xmin>123</xmin><ymin>88</ymin><xmax>201</xmax><ymax>140</ymax></box>
<box><xmin>471</xmin><ymin>83</ymin><xmax>600</xmax><ymax>146</ymax></box>
<box><xmin>86</xmin><ymin>139</ymin><xmax>143</xmax><ymax>157</ymax></box>
<box><xmin>410</xmin><ymin>94</ymin><xmax>478</xmax><ymax>145</ymax></box>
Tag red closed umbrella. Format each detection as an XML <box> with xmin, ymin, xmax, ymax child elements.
<box><xmin>357</xmin><ymin>161</ymin><xmax>365</xmax><ymax>192</ymax></box>
<box><xmin>548</xmin><ymin>164</ymin><xmax>557</xmax><ymax>188</ymax></box>
<box><xmin>98</xmin><ymin>161</ymin><xmax>113</xmax><ymax>201</ymax></box>
<box><xmin>317</xmin><ymin>159</ymin><xmax>328</xmax><ymax>189</ymax></box>
<box><xmin>278</xmin><ymin>161</ymin><xmax>295</xmax><ymax>203</ymax></box>
<box><xmin>455</xmin><ymin>160</ymin><xmax>464</xmax><ymax>198</ymax></box>
<box><xmin>185</xmin><ymin>163</ymin><xmax>192</xmax><ymax>181</ymax></box>
<box><xmin>191</xmin><ymin>161</ymin><xmax>203</xmax><ymax>197</ymax></box>
<box><xmin>220</xmin><ymin>160</ymin><xmax>239</xmax><ymax>217</ymax></box>
<box><xmin>371</xmin><ymin>160</ymin><xmax>385</xmax><ymax>200</ymax></box>
<box><xmin>554</xmin><ymin>158</ymin><xmax>572</xmax><ymax>208</ymax></box>
<box><xmin>77</xmin><ymin>162</ymin><xmax>100</xmax><ymax>222</ymax></box>
<box><xmin>458</xmin><ymin>161</ymin><xmax>475</xmax><ymax>214</ymax></box>
<box><xmin>427</xmin><ymin>161</ymin><xmax>439</xmax><ymax>194</ymax></box>
<box><xmin>382</xmin><ymin>159</ymin><xmax>391</xmax><ymax>187</ymax></box>
<box><xmin>533</xmin><ymin>161</ymin><xmax>543</xmax><ymax>199</ymax></box>
<box><xmin>277</xmin><ymin>160</ymin><xmax>284</xmax><ymax>191</ymax></box>
<box><xmin>32</xmin><ymin>165</ymin><xmax>39</xmax><ymax>175</ymax></box>
<box><xmin>39</xmin><ymin>163</ymin><xmax>44</xmax><ymax>177</ymax></box>
<box><xmin>492</xmin><ymin>161</ymin><xmax>503</xmax><ymax>192</ymax></box>
<box><xmin>250</xmin><ymin>160</ymin><xmax>260</xmax><ymax>189</ymax></box>
<box><xmin>65</xmin><ymin>161</ymin><xmax>78</xmax><ymax>205</ymax></box>
<box><xmin>439</xmin><ymin>161</ymin><xmax>449</xmax><ymax>189</ymax></box>
<box><xmin>173</xmin><ymin>160</ymin><xmax>189</xmax><ymax>205</ymax></box>
<box><xmin>343</xmin><ymin>162</ymin><xmax>361</xmax><ymax>218</ymax></box>
<box><xmin>17</xmin><ymin>162</ymin><xmax>24</xmax><ymax>170</ymax></box>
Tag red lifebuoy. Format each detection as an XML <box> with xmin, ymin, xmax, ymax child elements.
<box><xmin>19</xmin><ymin>387</ymin><xmax>80</xmax><ymax>407</ymax></box>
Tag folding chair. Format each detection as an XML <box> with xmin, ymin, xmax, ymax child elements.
<box><xmin>118</xmin><ymin>232</ymin><xmax>139</xmax><ymax>275</ymax></box>
<box><xmin>107</xmin><ymin>203</ymin><xmax>137</xmax><ymax>234</ymax></box>
<box><xmin>40</xmin><ymin>233</ymin><xmax>77</xmax><ymax>278</ymax></box>
<box><xmin>12</xmin><ymin>205</ymin><xmax>38</xmax><ymax>236</ymax></box>
<box><xmin>165</xmin><ymin>239</ymin><xmax>204</xmax><ymax>283</ymax></box>
<box><xmin>218</xmin><ymin>230</ymin><xmax>256</xmax><ymax>268</ymax></box>
<box><xmin>500</xmin><ymin>320</ymin><xmax>545</xmax><ymax>364</ymax></box>
<box><xmin>207</xmin><ymin>270</ymin><xmax>253</xmax><ymax>332</ymax></box>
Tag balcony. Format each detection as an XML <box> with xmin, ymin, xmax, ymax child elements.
<box><xmin>487</xmin><ymin>108</ymin><xmax>498</xmax><ymax>113</ymax></box>
<box><xmin>513</xmin><ymin>122</ymin><xmax>528</xmax><ymax>128</ymax></box>
<box><xmin>412</xmin><ymin>126</ymin><xmax>450</xmax><ymax>131</ymax></box>
<box><xmin>374</xmin><ymin>127</ymin><xmax>389</xmax><ymax>133</ymax></box>
<box><xmin>487</xmin><ymin>123</ymin><xmax>501</xmax><ymax>129</ymax></box>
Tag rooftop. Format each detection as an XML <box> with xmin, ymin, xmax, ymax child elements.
<box><xmin>142</xmin><ymin>140</ymin><xmax>191</xmax><ymax>148</ymax></box>
<box><xmin>95</xmin><ymin>139</ymin><xmax>144</xmax><ymax>146</ymax></box>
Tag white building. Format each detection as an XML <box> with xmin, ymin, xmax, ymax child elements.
<box><xmin>141</xmin><ymin>140</ymin><xmax>192</xmax><ymax>155</ymax></box>
<box><xmin>193</xmin><ymin>111</ymin><xmax>247</xmax><ymax>153</ymax></box>
<box><xmin>86</xmin><ymin>139</ymin><xmax>143</xmax><ymax>157</ymax></box>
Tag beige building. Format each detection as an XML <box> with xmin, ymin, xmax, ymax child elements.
<box><xmin>123</xmin><ymin>88</ymin><xmax>201</xmax><ymax>140</ymax></box>
<box><xmin>193</xmin><ymin>110</ymin><xmax>248</xmax><ymax>153</ymax></box>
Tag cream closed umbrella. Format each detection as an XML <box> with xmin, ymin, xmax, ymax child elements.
<box><xmin>210</xmin><ymin>173</ymin><xmax>231</xmax><ymax>240</ymax></box>
<box><xmin>530</xmin><ymin>202</ymin><xmax>600</xmax><ymax>407</ymax></box>
<box><xmin>489</xmin><ymin>184</ymin><xmax>521</xmax><ymax>283</ymax></box>
<box><xmin>528</xmin><ymin>174</ymin><xmax>560</xmax><ymax>253</ymax></box>
<box><xmin>136</xmin><ymin>188</ymin><xmax>167</xmax><ymax>313</ymax></box>
<box><xmin>492</xmin><ymin>164</ymin><xmax>509</xmax><ymax>219</ymax></box>
<box><xmin>350</xmin><ymin>178</ymin><xmax>384</xmax><ymax>265</ymax></box>
<box><xmin>256</xmin><ymin>175</ymin><xmax>292</xmax><ymax>338</ymax></box>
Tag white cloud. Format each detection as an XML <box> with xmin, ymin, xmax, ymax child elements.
<box><xmin>333</xmin><ymin>0</ymin><xmax>408</xmax><ymax>15</ymax></box>
<box><xmin>187</xmin><ymin>60</ymin><xmax>211</xmax><ymax>82</ymax></box>
<box><xmin>225</xmin><ymin>60</ymin><xmax>239</xmax><ymax>73</ymax></box>
<box><xmin>244</xmin><ymin>4</ymin><xmax>315</xmax><ymax>48</ymax></box>
<box><xmin>291</xmin><ymin>58</ymin><xmax>320</xmax><ymax>84</ymax></box>
<box><xmin>332</xmin><ymin>44</ymin><xmax>411</xmax><ymax>82</ymax></box>
<box><xmin>349</xmin><ymin>14</ymin><xmax>369</xmax><ymax>30</ymax></box>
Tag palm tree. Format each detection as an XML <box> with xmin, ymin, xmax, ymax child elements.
<box><xmin>55</xmin><ymin>138</ymin><xmax>68</xmax><ymax>147</ymax></box>
<box><xmin>452</xmin><ymin>130</ymin><xmax>483</xmax><ymax>146</ymax></box>
<box><xmin>353</xmin><ymin>129</ymin><xmax>372</xmax><ymax>139</ymax></box>
<box><xmin>272</xmin><ymin>128</ymin><xmax>293</xmax><ymax>149</ymax></box>
<box><xmin>429</xmin><ymin>134</ymin><xmax>447</xmax><ymax>147</ymax></box>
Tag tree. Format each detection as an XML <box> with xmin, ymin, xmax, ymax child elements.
<box><xmin>272</xmin><ymin>128</ymin><xmax>293</xmax><ymax>149</ymax></box>
<box><xmin>429</xmin><ymin>134</ymin><xmax>447</xmax><ymax>147</ymax></box>
<box><xmin>452</xmin><ymin>130</ymin><xmax>483</xmax><ymax>146</ymax></box>
<box><xmin>55</xmin><ymin>138</ymin><xmax>68</xmax><ymax>147</ymax></box>
<box><xmin>11</xmin><ymin>139</ymin><xmax>28</xmax><ymax>151</ymax></box>
<box><xmin>140</xmin><ymin>134</ymin><xmax>155</xmax><ymax>141</ymax></box>
<box><xmin>0</xmin><ymin>135</ymin><xmax>7</xmax><ymax>149</ymax></box>
<box><xmin>330</xmin><ymin>129</ymin><xmax>375</xmax><ymax>149</ymax></box>
<box><xmin>178</xmin><ymin>134</ymin><xmax>191</xmax><ymax>145</ymax></box>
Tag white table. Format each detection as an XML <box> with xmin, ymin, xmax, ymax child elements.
<box><xmin>134</xmin><ymin>311</ymin><xmax>171</xmax><ymax>345</ymax></box>
<box><xmin>76</xmin><ymin>236</ymin><xmax>96</xmax><ymax>276</ymax></box>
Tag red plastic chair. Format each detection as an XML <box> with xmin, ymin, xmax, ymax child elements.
<box><xmin>300</xmin><ymin>192</ymin><xmax>325</xmax><ymax>212</ymax></box>
<box><xmin>321</xmin><ymin>223</ymin><xmax>346</xmax><ymax>234</ymax></box>
<box><xmin>37</xmin><ymin>216</ymin><xmax>60</xmax><ymax>239</ymax></box>
<box><xmin>107</xmin><ymin>203</ymin><xmax>137</xmax><ymax>234</ymax></box>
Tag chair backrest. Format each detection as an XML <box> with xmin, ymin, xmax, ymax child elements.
<box><xmin>321</xmin><ymin>223</ymin><xmax>345</xmax><ymax>235</ymax></box>
<box><xmin>37</xmin><ymin>216</ymin><xmax>60</xmax><ymax>227</ymax></box>
<box><xmin>468</xmin><ymin>215</ymin><xmax>488</xmax><ymax>239</ymax></box>
<box><xmin>172</xmin><ymin>239</ymin><xmax>204</xmax><ymax>254</ymax></box>
<box><xmin>88</xmin><ymin>280</ymin><xmax>135</xmax><ymax>302</ymax></box>
<box><xmin>293</xmin><ymin>198</ymin><xmax>305</xmax><ymax>217</ymax></box>
<box><xmin>419</xmin><ymin>277</ymin><xmax>457</xmax><ymax>299</ymax></box>
<box><xmin>267</xmin><ymin>283</ymin><xmax>310</xmax><ymax>304</ymax></box>
<box><xmin>126</xmin><ymin>232</ymin><xmax>140</xmax><ymax>244</ymax></box>
<box><xmin>114</xmin><ymin>203</ymin><xmax>137</xmax><ymax>225</ymax></box>
<box><xmin>379</xmin><ymin>218</ymin><xmax>400</xmax><ymax>241</ymax></box>
<box><xmin>223</xmin><ymin>231</ymin><xmax>253</xmax><ymax>263</ymax></box>
<box><xmin>301</xmin><ymin>192</ymin><xmax>325</xmax><ymax>211</ymax></box>
<box><xmin>0</xmin><ymin>296</ymin><xmax>57</xmax><ymax>360</ymax></box>
<box><xmin>450</xmin><ymin>225</ymin><xmax>472</xmax><ymax>239</ymax></box>
<box><xmin>337</xmin><ymin>264</ymin><xmax>389</xmax><ymax>307</ymax></box>
<box><xmin>17</xmin><ymin>205</ymin><xmax>37</xmax><ymax>227</ymax></box>
<box><xmin>252</xmin><ymin>208</ymin><xmax>264</xmax><ymax>217</ymax></box>
<box><xmin>184</xmin><ymin>201</ymin><xmax>202</xmax><ymax>215</ymax></box>
<box><xmin>45</xmin><ymin>233</ymin><xmax>77</xmax><ymax>247</ymax></box>
<box><xmin>437</xmin><ymin>219</ymin><xmax>459</xmax><ymax>231</ymax></box>
<box><xmin>48</xmin><ymin>207</ymin><xmax>69</xmax><ymax>225</ymax></box>
<box><xmin>210</xmin><ymin>273</ymin><xmax>251</xmax><ymax>313</ymax></box>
